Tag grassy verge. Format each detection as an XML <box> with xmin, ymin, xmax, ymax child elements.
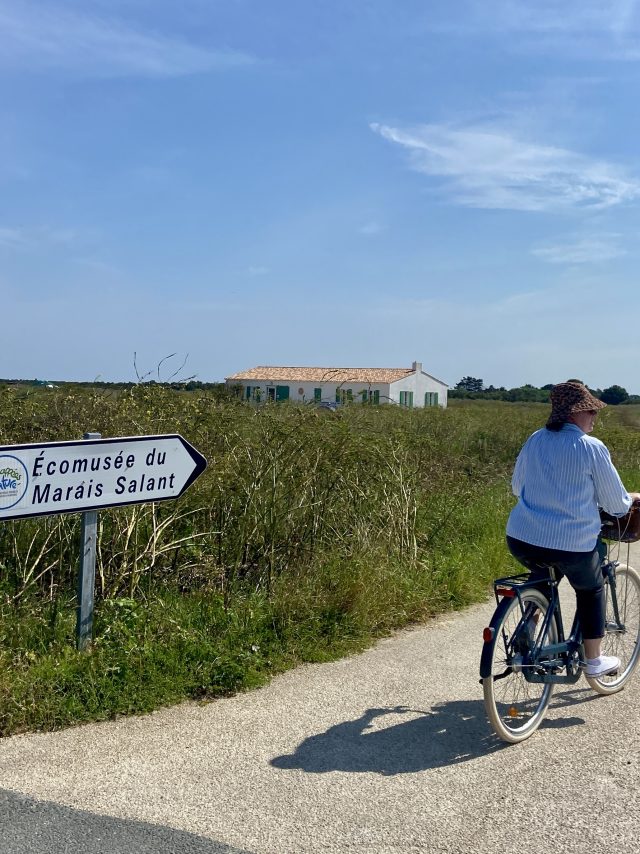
<box><xmin>0</xmin><ymin>478</ymin><xmax>513</xmax><ymax>736</ymax></box>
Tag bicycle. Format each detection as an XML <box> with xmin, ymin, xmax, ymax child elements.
<box><xmin>480</xmin><ymin>540</ymin><xmax>640</xmax><ymax>743</ymax></box>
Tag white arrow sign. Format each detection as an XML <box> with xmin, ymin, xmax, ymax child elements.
<box><xmin>0</xmin><ymin>434</ymin><xmax>207</xmax><ymax>521</ymax></box>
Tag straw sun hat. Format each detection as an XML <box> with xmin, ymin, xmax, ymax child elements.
<box><xmin>548</xmin><ymin>381</ymin><xmax>606</xmax><ymax>425</ymax></box>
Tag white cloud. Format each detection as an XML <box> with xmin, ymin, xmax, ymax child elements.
<box><xmin>482</xmin><ymin>0</ymin><xmax>638</xmax><ymax>34</ymax></box>
<box><xmin>0</xmin><ymin>224</ymin><xmax>85</xmax><ymax>249</ymax></box>
<box><xmin>368</xmin><ymin>279</ymin><xmax>638</xmax><ymax>390</ymax></box>
<box><xmin>532</xmin><ymin>236</ymin><xmax>627</xmax><ymax>264</ymax></box>
<box><xmin>438</xmin><ymin>1</ymin><xmax>640</xmax><ymax>60</ymax></box>
<box><xmin>0</xmin><ymin>2</ymin><xmax>254</xmax><ymax>77</ymax></box>
<box><xmin>370</xmin><ymin>121</ymin><xmax>640</xmax><ymax>212</ymax></box>
<box><xmin>358</xmin><ymin>221</ymin><xmax>385</xmax><ymax>235</ymax></box>
<box><xmin>0</xmin><ymin>227</ymin><xmax>26</xmax><ymax>247</ymax></box>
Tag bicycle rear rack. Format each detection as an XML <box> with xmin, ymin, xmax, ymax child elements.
<box><xmin>491</xmin><ymin>572</ymin><xmax>553</xmax><ymax>607</ymax></box>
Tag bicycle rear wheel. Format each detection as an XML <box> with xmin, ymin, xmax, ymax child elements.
<box><xmin>483</xmin><ymin>588</ymin><xmax>557</xmax><ymax>743</ymax></box>
<box><xmin>586</xmin><ymin>564</ymin><xmax>640</xmax><ymax>696</ymax></box>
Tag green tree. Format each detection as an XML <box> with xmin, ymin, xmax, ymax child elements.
<box><xmin>600</xmin><ymin>385</ymin><xmax>629</xmax><ymax>405</ymax></box>
<box><xmin>455</xmin><ymin>376</ymin><xmax>484</xmax><ymax>392</ymax></box>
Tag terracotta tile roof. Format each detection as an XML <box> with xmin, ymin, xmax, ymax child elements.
<box><xmin>226</xmin><ymin>365</ymin><xmax>425</xmax><ymax>384</ymax></box>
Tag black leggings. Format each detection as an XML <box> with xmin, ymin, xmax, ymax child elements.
<box><xmin>506</xmin><ymin>536</ymin><xmax>607</xmax><ymax>640</ymax></box>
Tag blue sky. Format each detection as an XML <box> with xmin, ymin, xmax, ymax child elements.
<box><xmin>2</xmin><ymin>0</ymin><xmax>640</xmax><ymax>390</ymax></box>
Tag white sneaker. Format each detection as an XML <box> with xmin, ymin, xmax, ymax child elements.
<box><xmin>586</xmin><ymin>655</ymin><xmax>620</xmax><ymax>677</ymax></box>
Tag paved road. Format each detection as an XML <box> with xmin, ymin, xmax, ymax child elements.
<box><xmin>1</xmin><ymin>541</ymin><xmax>639</xmax><ymax>853</ymax></box>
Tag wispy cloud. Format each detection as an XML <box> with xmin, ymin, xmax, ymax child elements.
<box><xmin>370</xmin><ymin>121</ymin><xmax>640</xmax><ymax>212</ymax></box>
<box><xmin>475</xmin><ymin>0</ymin><xmax>638</xmax><ymax>34</ymax></box>
<box><xmin>358</xmin><ymin>221</ymin><xmax>385</xmax><ymax>236</ymax></box>
<box><xmin>0</xmin><ymin>224</ymin><xmax>83</xmax><ymax>249</ymax></box>
<box><xmin>0</xmin><ymin>227</ymin><xmax>26</xmax><ymax>247</ymax></box>
<box><xmin>436</xmin><ymin>1</ymin><xmax>640</xmax><ymax>60</ymax></box>
<box><xmin>0</xmin><ymin>2</ymin><xmax>255</xmax><ymax>77</ymax></box>
<box><xmin>370</xmin><ymin>278</ymin><xmax>628</xmax><ymax>388</ymax></box>
<box><xmin>532</xmin><ymin>235</ymin><xmax>627</xmax><ymax>264</ymax></box>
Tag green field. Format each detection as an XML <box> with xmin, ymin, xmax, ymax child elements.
<box><xmin>2</xmin><ymin>385</ymin><xmax>640</xmax><ymax>735</ymax></box>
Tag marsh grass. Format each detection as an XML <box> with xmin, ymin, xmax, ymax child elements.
<box><xmin>1</xmin><ymin>387</ymin><xmax>640</xmax><ymax>734</ymax></box>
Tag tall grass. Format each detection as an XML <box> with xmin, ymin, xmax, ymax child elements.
<box><xmin>1</xmin><ymin>386</ymin><xmax>639</xmax><ymax>734</ymax></box>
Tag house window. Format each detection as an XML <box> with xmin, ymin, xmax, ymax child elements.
<box><xmin>425</xmin><ymin>392</ymin><xmax>439</xmax><ymax>407</ymax></box>
<box><xmin>399</xmin><ymin>391</ymin><xmax>414</xmax><ymax>408</ymax></box>
<box><xmin>276</xmin><ymin>386</ymin><xmax>290</xmax><ymax>401</ymax></box>
<box><xmin>361</xmin><ymin>389</ymin><xmax>380</xmax><ymax>404</ymax></box>
<box><xmin>335</xmin><ymin>389</ymin><xmax>353</xmax><ymax>404</ymax></box>
<box><xmin>266</xmin><ymin>386</ymin><xmax>276</xmax><ymax>401</ymax></box>
<box><xmin>314</xmin><ymin>388</ymin><xmax>322</xmax><ymax>401</ymax></box>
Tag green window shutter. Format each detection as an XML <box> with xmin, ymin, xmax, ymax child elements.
<box><xmin>246</xmin><ymin>386</ymin><xmax>251</xmax><ymax>400</ymax></box>
<box><xmin>314</xmin><ymin>387</ymin><xmax>322</xmax><ymax>401</ymax></box>
<box><xmin>336</xmin><ymin>389</ymin><xmax>341</xmax><ymax>403</ymax></box>
<box><xmin>373</xmin><ymin>390</ymin><xmax>380</xmax><ymax>404</ymax></box>
<box><xmin>361</xmin><ymin>390</ymin><xmax>368</xmax><ymax>402</ymax></box>
<box><xmin>434</xmin><ymin>392</ymin><xmax>438</xmax><ymax>406</ymax></box>
<box><xmin>347</xmin><ymin>389</ymin><xmax>353</xmax><ymax>402</ymax></box>
<box><xmin>409</xmin><ymin>391</ymin><xmax>414</xmax><ymax>408</ymax></box>
<box><xmin>276</xmin><ymin>385</ymin><xmax>290</xmax><ymax>401</ymax></box>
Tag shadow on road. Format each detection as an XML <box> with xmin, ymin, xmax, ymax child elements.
<box><xmin>0</xmin><ymin>788</ymin><xmax>250</xmax><ymax>854</ymax></box>
<box><xmin>271</xmin><ymin>693</ymin><xmax>593</xmax><ymax>776</ymax></box>
<box><xmin>271</xmin><ymin>702</ymin><xmax>504</xmax><ymax>775</ymax></box>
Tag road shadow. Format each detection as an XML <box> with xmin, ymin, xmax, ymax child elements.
<box><xmin>0</xmin><ymin>788</ymin><xmax>251</xmax><ymax>854</ymax></box>
<box><xmin>550</xmin><ymin>686</ymin><xmax>604</xmax><ymax>708</ymax></box>
<box><xmin>271</xmin><ymin>695</ymin><xmax>591</xmax><ymax>776</ymax></box>
<box><xmin>271</xmin><ymin>702</ymin><xmax>505</xmax><ymax>775</ymax></box>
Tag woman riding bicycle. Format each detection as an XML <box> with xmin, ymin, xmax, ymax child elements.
<box><xmin>506</xmin><ymin>380</ymin><xmax>640</xmax><ymax>678</ymax></box>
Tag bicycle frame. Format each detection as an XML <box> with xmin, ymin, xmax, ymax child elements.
<box><xmin>480</xmin><ymin>560</ymin><xmax>622</xmax><ymax>685</ymax></box>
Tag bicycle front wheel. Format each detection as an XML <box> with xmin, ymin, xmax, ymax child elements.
<box><xmin>586</xmin><ymin>564</ymin><xmax>640</xmax><ymax>696</ymax></box>
<box><xmin>483</xmin><ymin>588</ymin><xmax>557</xmax><ymax>743</ymax></box>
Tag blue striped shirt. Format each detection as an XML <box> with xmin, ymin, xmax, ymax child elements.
<box><xmin>506</xmin><ymin>423</ymin><xmax>631</xmax><ymax>552</ymax></box>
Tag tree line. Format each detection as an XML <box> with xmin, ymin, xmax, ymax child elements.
<box><xmin>450</xmin><ymin>377</ymin><xmax>638</xmax><ymax>405</ymax></box>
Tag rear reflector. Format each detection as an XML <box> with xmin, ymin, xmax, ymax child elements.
<box><xmin>496</xmin><ymin>587</ymin><xmax>516</xmax><ymax>598</ymax></box>
<box><xmin>483</xmin><ymin>627</ymin><xmax>495</xmax><ymax>642</ymax></box>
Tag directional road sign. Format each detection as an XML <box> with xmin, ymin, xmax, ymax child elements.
<box><xmin>0</xmin><ymin>434</ymin><xmax>207</xmax><ymax>521</ymax></box>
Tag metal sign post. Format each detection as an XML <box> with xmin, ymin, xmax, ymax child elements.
<box><xmin>76</xmin><ymin>433</ymin><xmax>100</xmax><ymax>650</ymax></box>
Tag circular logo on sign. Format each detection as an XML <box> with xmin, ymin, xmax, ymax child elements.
<box><xmin>0</xmin><ymin>454</ymin><xmax>29</xmax><ymax>509</ymax></box>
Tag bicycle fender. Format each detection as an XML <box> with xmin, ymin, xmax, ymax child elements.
<box><xmin>479</xmin><ymin>596</ymin><xmax>512</xmax><ymax>679</ymax></box>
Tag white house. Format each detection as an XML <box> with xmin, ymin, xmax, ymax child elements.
<box><xmin>225</xmin><ymin>361</ymin><xmax>448</xmax><ymax>408</ymax></box>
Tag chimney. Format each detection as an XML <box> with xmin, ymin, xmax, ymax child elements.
<box><xmin>412</xmin><ymin>361</ymin><xmax>422</xmax><ymax>373</ymax></box>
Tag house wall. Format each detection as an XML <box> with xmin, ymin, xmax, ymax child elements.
<box><xmin>228</xmin><ymin>374</ymin><xmax>448</xmax><ymax>407</ymax></box>
<box><xmin>230</xmin><ymin>380</ymin><xmax>392</xmax><ymax>403</ymax></box>
<box><xmin>389</xmin><ymin>372</ymin><xmax>448</xmax><ymax>408</ymax></box>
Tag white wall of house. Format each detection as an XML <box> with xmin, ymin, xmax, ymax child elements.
<box><xmin>389</xmin><ymin>372</ymin><xmax>448</xmax><ymax>408</ymax></box>
<box><xmin>234</xmin><ymin>380</ymin><xmax>391</xmax><ymax>403</ymax></box>
<box><xmin>231</xmin><ymin>371</ymin><xmax>447</xmax><ymax>407</ymax></box>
